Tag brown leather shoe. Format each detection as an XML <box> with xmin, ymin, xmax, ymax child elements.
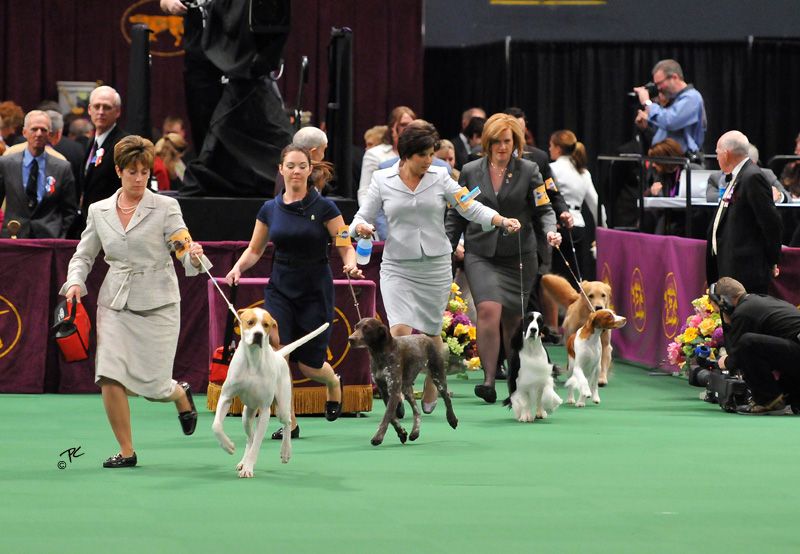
<box><xmin>737</xmin><ymin>394</ymin><xmax>787</xmax><ymax>415</ymax></box>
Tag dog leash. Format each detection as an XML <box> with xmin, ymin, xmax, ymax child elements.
<box><xmin>565</xmin><ymin>226</ymin><xmax>583</xmax><ymax>283</ymax></box>
<box><xmin>345</xmin><ymin>272</ymin><xmax>362</xmax><ymax>321</ymax></box>
<box><xmin>192</xmin><ymin>251</ymin><xmax>242</xmax><ymax>325</ymax></box>
<box><xmin>554</xmin><ymin>245</ymin><xmax>596</xmax><ymax>313</ymax></box>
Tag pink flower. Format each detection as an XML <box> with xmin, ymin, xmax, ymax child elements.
<box><xmin>667</xmin><ymin>342</ymin><xmax>683</xmax><ymax>366</ymax></box>
<box><xmin>690</xmin><ymin>315</ymin><xmax>703</xmax><ymax>328</ymax></box>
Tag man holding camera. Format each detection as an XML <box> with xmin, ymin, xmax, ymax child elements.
<box><xmin>633</xmin><ymin>59</ymin><xmax>706</xmax><ymax>160</ymax></box>
<box><xmin>709</xmin><ymin>277</ymin><xmax>800</xmax><ymax>415</ymax></box>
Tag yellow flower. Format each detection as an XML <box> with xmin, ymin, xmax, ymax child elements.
<box><xmin>467</xmin><ymin>326</ymin><xmax>476</xmax><ymax>341</ymax></box>
<box><xmin>450</xmin><ymin>283</ymin><xmax>461</xmax><ymax>294</ymax></box>
<box><xmin>699</xmin><ymin>318</ymin><xmax>717</xmax><ymax>337</ymax></box>
<box><xmin>683</xmin><ymin>327</ymin><xmax>699</xmax><ymax>342</ymax></box>
<box><xmin>466</xmin><ymin>357</ymin><xmax>482</xmax><ymax>370</ymax></box>
<box><xmin>454</xmin><ymin>323</ymin><xmax>469</xmax><ymax>337</ymax></box>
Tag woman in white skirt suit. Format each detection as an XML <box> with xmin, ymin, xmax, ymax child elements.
<box><xmin>61</xmin><ymin>136</ymin><xmax>211</xmax><ymax>469</ymax></box>
<box><xmin>350</xmin><ymin>121</ymin><xmax>520</xmax><ymax>410</ymax></box>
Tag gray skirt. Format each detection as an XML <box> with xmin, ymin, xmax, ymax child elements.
<box><xmin>95</xmin><ymin>303</ymin><xmax>180</xmax><ymax>399</ymax></box>
<box><xmin>380</xmin><ymin>254</ymin><xmax>452</xmax><ymax>335</ymax></box>
<box><xmin>464</xmin><ymin>251</ymin><xmax>538</xmax><ymax>311</ymax></box>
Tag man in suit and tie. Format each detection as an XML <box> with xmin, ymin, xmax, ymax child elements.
<box><xmin>452</xmin><ymin>107</ymin><xmax>486</xmax><ymax>171</ymax></box>
<box><xmin>706</xmin><ymin>131</ymin><xmax>782</xmax><ymax>294</ymax></box>
<box><xmin>79</xmin><ymin>86</ymin><xmax>128</xmax><ymax>231</ymax></box>
<box><xmin>0</xmin><ymin>110</ymin><xmax>77</xmax><ymax>238</ymax></box>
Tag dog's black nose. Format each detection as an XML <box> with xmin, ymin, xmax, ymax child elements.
<box><xmin>595</xmin><ymin>306</ymin><xmax>604</xmax><ymax>311</ymax></box>
<box><xmin>252</xmin><ymin>332</ymin><xmax>264</xmax><ymax>347</ymax></box>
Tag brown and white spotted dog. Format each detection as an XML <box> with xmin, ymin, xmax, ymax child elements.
<box><xmin>348</xmin><ymin>318</ymin><xmax>458</xmax><ymax>446</ymax></box>
<box><xmin>564</xmin><ymin>309</ymin><xmax>627</xmax><ymax>407</ymax></box>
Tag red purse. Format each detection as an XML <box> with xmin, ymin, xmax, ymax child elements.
<box><xmin>52</xmin><ymin>299</ymin><xmax>91</xmax><ymax>362</ymax></box>
<box><xmin>209</xmin><ymin>284</ymin><xmax>238</xmax><ymax>385</ymax></box>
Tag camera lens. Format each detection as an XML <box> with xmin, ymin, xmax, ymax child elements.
<box><xmin>688</xmin><ymin>367</ymin><xmax>711</xmax><ymax>388</ymax></box>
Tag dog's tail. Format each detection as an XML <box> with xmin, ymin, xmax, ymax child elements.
<box><xmin>541</xmin><ymin>274</ymin><xmax>580</xmax><ymax>308</ymax></box>
<box><xmin>276</xmin><ymin>322</ymin><xmax>330</xmax><ymax>358</ymax></box>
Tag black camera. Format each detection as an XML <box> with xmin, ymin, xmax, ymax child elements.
<box><xmin>688</xmin><ymin>345</ymin><xmax>750</xmax><ymax>412</ymax></box>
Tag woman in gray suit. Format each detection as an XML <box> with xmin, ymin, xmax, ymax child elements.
<box><xmin>446</xmin><ymin>114</ymin><xmax>562</xmax><ymax>403</ymax></box>
<box><xmin>350</xmin><ymin>121</ymin><xmax>520</xmax><ymax>411</ymax></box>
<box><xmin>61</xmin><ymin>135</ymin><xmax>211</xmax><ymax>468</ymax></box>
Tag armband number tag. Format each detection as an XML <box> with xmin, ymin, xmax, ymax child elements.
<box><xmin>169</xmin><ymin>229</ymin><xmax>192</xmax><ymax>258</ymax></box>
<box><xmin>534</xmin><ymin>184</ymin><xmax>551</xmax><ymax>207</ymax></box>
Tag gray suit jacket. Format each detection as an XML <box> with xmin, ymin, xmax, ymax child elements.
<box><xmin>350</xmin><ymin>163</ymin><xmax>498</xmax><ymax>261</ymax></box>
<box><xmin>60</xmin><ymin>189</ymin><xmax>211</xmax><ymax>310</ymax></box>
<box><xmin>445</xmin><ymin>157</ymin><xmax>556</xmax><ymax>258</ymax></box>
<box><xmin>0</xmin><ymin>151</ymin><xmax>77</xmax><ymax>238</ymax></box>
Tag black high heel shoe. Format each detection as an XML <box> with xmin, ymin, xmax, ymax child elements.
<box><xmin>177</xmin><ymin>381</ymin><xmax>197</xmax><ymax>435</ymax></box>
<box><xmin>474</xmin><ymin>384</ymin><xmax>497</xmax><ymax>404</ymax></box>
<box><xmin>271</xmin><ymin>425</ymin><xmax>300</xmax><ymax>440</ymax></box>
<box><xmin>103</xmin><ymin>452</ymin><xmax>137</xmax><ymax>468</ymax></box>
<box><xmin>325</xmin><ymin>376</ymin><xmax>344</xmax><ymax>422</ymax></box>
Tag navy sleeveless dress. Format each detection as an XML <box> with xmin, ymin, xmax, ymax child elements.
<box><xmin>257</xmin><ymin>188</ymin><xmax>340</xmax><ymax>367</ymax></box>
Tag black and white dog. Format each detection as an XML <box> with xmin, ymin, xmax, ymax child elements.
<box><xmin>503</xmin><ymin>311</ymin><xmax>563</xmax><ymax>422</ymax></box>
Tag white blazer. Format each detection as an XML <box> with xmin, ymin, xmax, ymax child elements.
<box><xmin>350</xmin><ymin>163</ymin><xmax>498</xmax><ymax>261</ymax></box>
<box><xmin>60</xmin><ymin>189</ymin><xmax>211</xmax><ymax>310</ymax></box>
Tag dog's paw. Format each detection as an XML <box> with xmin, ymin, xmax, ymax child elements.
<box><xmin>575</xmin><ymin>400</ymin><xmax>585</xmax><ymax>408</ymax></box>
<box><xmin>237</xmin><ymin>466</ymin><xmax>255</xmax><ymax>478</ymax></box>
<box><xmin>518</xmin><ymin>412</ymin><xmax>533</xmax><ymax>423</ymax></box>
<box><xmin>447</xmin><ymin>412</ymin><xmax>458</xmax><ymax>429</ymax></box>
<box><xmin>409</xmin><ymin>430</ymin><xmax>420</xmax><ymax>441</ymax></box>
<box><xmin>280</xmin><ymin>443</ymin><xmax>292</xmax><ymax>464</ymax></box>
<box><xmin>535</xmin><ymin>410</ymin><xmax>546</xmax><ymax>420</ymax></box>
<box><xmin>217</xmin><ymin>435</ymin><xmax>235</xmax><ymax>455</ymax></box>
<box><xmin>370</xmin><ymin>435</ymin><xmax>384</xmax><ymax>446</ymax></box>
<box><xmin>397</xmin><ymin>429</ymin><xmax>408</xmax><ymax>444</ymax></box>
<box><xmin>592</xmin><ymin>394</ymin><xmax>601</xmax><ymax>404</ymax></box>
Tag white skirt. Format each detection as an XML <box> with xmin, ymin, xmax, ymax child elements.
<box><xmin>95</xmin><ymin>303</ymin><xmax>180</xmax><ymax>399</ymax></box>
<box><xmin>380</xmin><ymin>254</ymin><xmax>452</xmax><ymax>335</ymax></box>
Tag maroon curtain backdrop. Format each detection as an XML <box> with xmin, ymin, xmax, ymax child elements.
<box><xmin>1</xmin><ymin>0</ymin><xmax>423</xmax><ymax>144</ymax></box>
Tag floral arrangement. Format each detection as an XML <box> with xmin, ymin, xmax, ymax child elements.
<box><xmin>442</xmin><ymin>283</ymin><xmax>481</xmax><ymax>376</ymax></box>
<box><xmin>666</xmin><ymin>294</ymin><xmax>724</xmax><ymax>372</ymax></box>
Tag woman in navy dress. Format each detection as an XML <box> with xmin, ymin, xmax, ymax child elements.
<box><xmin>226</xmin><ymin>144</ymin><xmax>362</xmax><ymax>438</ymax></box>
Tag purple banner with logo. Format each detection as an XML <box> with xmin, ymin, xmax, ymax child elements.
<box><xmin>597</xmin><ymin>229</ymin><xmax>800</xmax><ymax>369</ymax></box>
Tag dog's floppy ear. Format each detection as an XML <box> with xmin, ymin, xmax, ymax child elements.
<box><xmin>268</xmin><ymin>320</ymin><xmax>281</xmax><ymax>349</ymax></box>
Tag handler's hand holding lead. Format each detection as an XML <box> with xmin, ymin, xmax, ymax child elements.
<box><xmin>547</xmin><ymin>231</ymin><xmax>562</xmax><ymax>247</ymax></box>
<box><xmin>503</xmin><ymin>217</ymin><xmax>521</xmax><ymax>234</ymax></box>
<box><xmin>189</xmin><ymin>242</ymin><xmax>204</xmax><ymax>268</ymax></box>
<box><xmin>225</xmin><ymin>268</ymin><xmax>241</xmax><ymax>286</ymax></box>
<box><xmin>343</xmin><ymin>264</ymin><xmax>364</xmax><ymax>279</ymax></box>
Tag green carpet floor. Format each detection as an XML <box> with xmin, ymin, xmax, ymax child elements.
<box><xmin>3</xmin><ymin>353</ymin><xmax>800</xmax><ymax>553</ymax></box>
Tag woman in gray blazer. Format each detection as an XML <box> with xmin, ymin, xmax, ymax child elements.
<box><xmin>351</xmin><ymin>121</ymin><xmax>520</xmax><ymax>411</ymax></box>
<box><xmin>61</xmin><ymin>136</ymin><xmax>211</xmax><ymax>468</ymax></box>
<box><xmin>446</xmin><ymin>114</ymin><xmax>561</xmax><ymax>404</ymax></box>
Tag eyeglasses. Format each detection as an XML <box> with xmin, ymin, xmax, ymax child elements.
<box><xmin>653</xmin><ymin>74</ymin><xmax>674</xmax><ymax>88</ymax></box>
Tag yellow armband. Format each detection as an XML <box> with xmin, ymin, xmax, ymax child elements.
<box><xmin>169</xmin><ymin>229</ymin><xmax>192</xmax><ymax>259</ymax></box>
<box><xmin>335</xmin><ymin>225</ymin><xmax>350</xmax><ymax>247</ymax></box>
<box><xmin>533</xmin><ymin>185</ymin><xmax>551</xmax><ymax>207</ymax></box>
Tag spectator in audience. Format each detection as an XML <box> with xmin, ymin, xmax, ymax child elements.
<box><xmin>162</xmin><ymin>115</ymin><xmax>195</xmax><ymax>163</ymax></box>
<box><xmin>446</xmin><ymin>114</ymin><xmax>561</xmax><ymax>404</ymax></box>
<box><xmin>77</xmin><ymin>86</ymin><xmax>129</xmax><ymax>236</ymax></box>
<box><xmin>0</xmin><ymin>101</ymin><xmax>25</xmax><ymax>147</ymax></box>
<box><xmin>67</xmin><ymin>117</ymin><xmax>94</xmax><ymax>149</ymax></box>
<box><xmin>46</xmin><ymin>110</ymin><xmax>85</xmax><ymax>196</ymax></box>
<box><xmin>354</xmin><ymin>120</ymin><xmax>519</xmax><ymax>410</ymax></box>
<box><xmin>0</xmin><ymin>110</ymin><xmax>77</xmax><ymax>238</ymax></box>
<box><xmin>435</xmin><ymin>139</ymin><xmax>459</xmax><ymax>180</ymax></box>
<box><xmin>707</xmin><ymin>143</ymin><xmax>788</xmax><ymax>204</ymax></box>
<box><xmin>634</xmin><ymin>59</ymin><xmax>706</xmax><ymax>162</ymax></box>
<box><xmin>463</xmin><ymin>116</ymin><xmax>486</xmax><ymax>162</ymax></box>
<box><xmin>452</xmin><ymin>107</ymin><xmax>486</xmax><ymax>170</ymax></box>
<box><xmin>357</xmin><ymin>106</ymin><xmax>416</xmax><ymax>239</ymax></box>
<box><xmin>153</xmin><ymin>133</ymin><xmax>187</xmax><ymax>191</ymax></box>
<box><xmin>708</xmin><ymin>277</ymin><xmax>800</xmax><ymax>415</ymax></box>
<box><xmin>707</xmin><ymin>131</ymin><xmax>782</xmax><ymax>295</ymax></box>
<box><xmin>226</xmin><ymin>144</ymin><xmax>362</xmax><ymax>438</ymax></box>
<box><xmin>0</xmin><ymin>115</ymin><xmax>5</xmax><ymax>155</ymax></box>
<box><xmin>538</xmin><ymin>129</ymin><xmax>600</xmax><ymax>330</ymax></box>
<box><xmin>364</xmin><ymin>125</ymin><xmax>387</xmax><ymax>150</ymax></box>
<box><xmin>61</xmin><ymin>135</ymin><xmax>209</xmax><ymax>468</ymax></box>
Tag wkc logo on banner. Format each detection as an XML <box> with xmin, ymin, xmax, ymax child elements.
<box><xmin>0</xmin><ymin>295</ymin><xmax>22</xmax><ymax>359</ymax></box>
<box><xmin>630</xmin><ymin>268</ymin><xmax>646</xmax><ymax>332</ymax></box>
<box><xmin>662</xmin><ymin>272</ymin><xmax>680</xmax><ymax>339</ymax></box>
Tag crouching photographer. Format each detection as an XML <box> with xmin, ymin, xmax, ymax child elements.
<box><xmin>708</xmin><ymin>277</ymin><xmax>800</xmax><ymax>415</ymax></box>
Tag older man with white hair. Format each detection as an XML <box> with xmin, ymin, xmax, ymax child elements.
<box><xmin>706</xmin><ymin>130</ymin><xmax>782</xmax><ymax>294</ymax></box>
<box><xmin>273</xmin><ymin>126</ymin><xmax>330</xmax><ymax>196</ymax></box>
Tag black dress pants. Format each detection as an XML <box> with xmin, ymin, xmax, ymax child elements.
<box><xmin>736</xmin><ymin>332</ymin><xmax>800</xmax><ymax>404</ymax></box>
